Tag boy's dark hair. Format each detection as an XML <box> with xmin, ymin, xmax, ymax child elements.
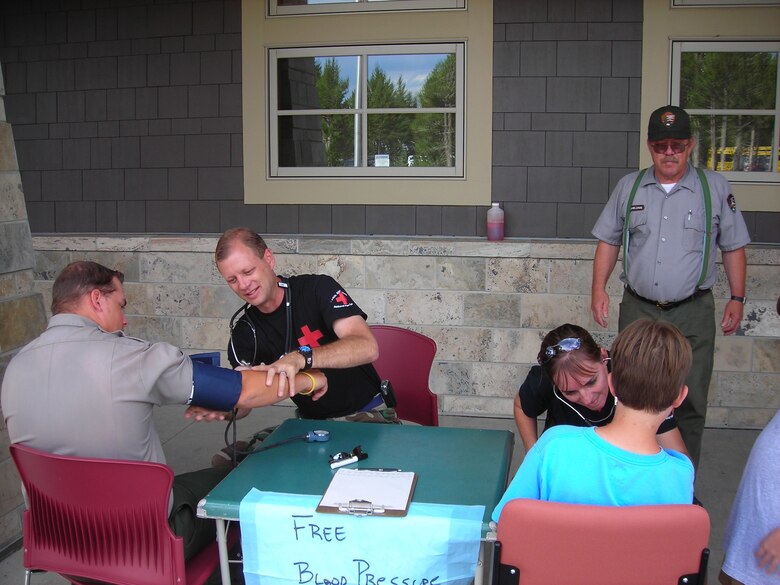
<box><xmin>215</xmin><ymin>228</ymin><xmax>268</xmax><ymax>263</ymax></box>
<box><xmin>538</xmin><ymin>323</ymin><xmax>602</xmax><ymax>381</ymax></box>
<box><xmin>51</xmin><ymin>261</ymin><xmax>124</xmax><ymax>315</ymax></box>
<box><xmin>610</xmin><ymin>319</ymin><xmax>691</xmax><ymax>412</ymax></box>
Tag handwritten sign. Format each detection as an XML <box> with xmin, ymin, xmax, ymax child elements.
<box><xmin>239</xmin><ymin>490</ymin><xmax>484</xmax><ymax>585</ymax></box>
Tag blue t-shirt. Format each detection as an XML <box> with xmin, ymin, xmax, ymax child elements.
<box><xmin>492</xmin><ymin>425</ymin><xmax>694</xmax><ymax>522</ymax></box>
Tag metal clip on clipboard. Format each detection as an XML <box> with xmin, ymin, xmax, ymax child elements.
<box><xmin>337</xmin><ymin>499</ymin><xmax>386</xmax><ymax>516</ymax></box>
<box><xmin>317</xmin><ymin>469</ymin><xmax>417</xmax><ymax>517</ymax></box>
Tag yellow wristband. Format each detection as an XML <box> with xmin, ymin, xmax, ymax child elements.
<box><xmin>298</xmin><ymin>371</ymin><xmax>317</xmax><ymax>396</ymax></box>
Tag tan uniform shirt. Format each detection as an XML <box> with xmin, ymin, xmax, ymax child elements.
<box><xmin>2</xmin><ymin>313</ymin><xmax>194</xmax><ymax>464</ymax></box>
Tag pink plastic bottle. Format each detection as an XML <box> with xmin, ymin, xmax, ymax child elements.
<box><xmin>487</xmin><ymin>202</ymin><xmax>505</xmax><ymax>241</ymax></box>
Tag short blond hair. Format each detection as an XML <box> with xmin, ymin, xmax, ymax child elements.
<box><xmin>215</xmin><ymin>228</ymin><xmax>268</xmax><ymax>264</ymax></box>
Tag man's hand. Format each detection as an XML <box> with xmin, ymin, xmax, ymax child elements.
<box><xmin>721</xmin><ymin>300</ymin><xmax>744</xmax><ymax>335</ymax></box>
<box><xmin>721</xmin><ymin>247</ymin><xmax>746</xmax><ymax>336</ymax></box>
<box><xmin>310</xmin><ymin>372</ymin><xmax>328</xmax><ymax>401</ymax></box>
<box><xmin>591</xmin><ymin>290</ymin><xmax>610</xmax><ymax>328</ymax></box>
<box><xmin>256</xmin><ymin>355</ymin><xmax>302</xmax><ymax>397</ymax></box>
<box><xmin>185</xmin><ymin>405</ymin><xmax>231</xmax><ymax>422</ymax></box>
<box><xmin>591</xmin><ymin>241</ymin><xmax>620</xmax><ymax>329</ymax></box>
<box><xmin>756</xmin><ymin>526</ymin><xmax>780</xmax><ymax>575</ymax></box>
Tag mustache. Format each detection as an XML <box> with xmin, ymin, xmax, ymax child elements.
<box><xmin>661</xmin><ymin>156</ymin><xmax>679</xmax><ymax>163</ymax></box>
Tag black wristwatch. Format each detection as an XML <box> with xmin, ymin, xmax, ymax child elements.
<box><xmin>730</xmin><ymin>295</ymin><xmax>747</xmax><ymax>304</ymax></box>
<box><xmin>297</xmin><ymin>345</ymin><xmax>313</xmax><ymax>371</ymax></box>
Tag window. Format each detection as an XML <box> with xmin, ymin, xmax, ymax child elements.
<box><xmin>672</xmin><ymin>0</ymin><xmax>779</xmax><ymax>6</ymax></box>
<box><xmin>269</xmin><ymin>0</ymin><xmax>465</xmax><ymax>17</ymax></box>
<box><xmin>242</xmin><ymin>0</ymin><xmax>492</xmax><ymax>205</ymax></box>
<box><xmin>269</xmin><ymin>44</ymin><xmax>464</xmax><ymax>178</ymax></box>
<box><xmin>671</xmin><ymin>41</ymin><xmax>780</xmax><ymax>182</ymax></box>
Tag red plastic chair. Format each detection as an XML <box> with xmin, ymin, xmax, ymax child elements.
<box><xmin>493</xmin><ymin>498</ymin><xmax>710</xmax><ymax>585</ymax></box>
<box><xmin>10</xmin><ymin>444</ymin><xmax>238</xmax><ymax>585</ymax></box>
<box><xmin>370</xmin><ymin>325</ymin><xmax>439</xmax><ymax>426</ymax></box>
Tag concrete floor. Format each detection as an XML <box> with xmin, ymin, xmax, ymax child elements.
<box><xmin>0</xmin><ymin>403</ymin><xmax>761</xmax><ymax>585</ymax></box>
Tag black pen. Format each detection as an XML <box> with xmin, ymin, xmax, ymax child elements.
<box><xmin>362</xmin><ymin>467</ymin><xmax>401</xmax><ymax>472</ymax></box>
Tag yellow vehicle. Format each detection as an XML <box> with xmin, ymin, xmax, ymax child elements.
<box><xmin>706</xmin><ymin>146</ymin><xmax>780</xmax><ymax>172</ymax></box>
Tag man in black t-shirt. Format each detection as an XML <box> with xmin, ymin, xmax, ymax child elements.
<box><xmin>215</xmin><ymin>228</ymin><xmax>384</xmax><ymax>420</ymax></box>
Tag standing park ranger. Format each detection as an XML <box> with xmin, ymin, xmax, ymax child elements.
<box><xmin>589</xmin><ymin>105</ymin><xmax>750</xmax><ymax>470</ymax></box>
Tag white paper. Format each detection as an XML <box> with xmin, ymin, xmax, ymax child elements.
<box><xmin>318</xmin><ymin>469</ymin><xmax>415</xmax><ymax>512</ymax></box>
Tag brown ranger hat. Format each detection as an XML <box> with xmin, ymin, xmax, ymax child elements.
<box><xmin>648</xmin><ymin>105</ymin><xmax>691</xmax><ymax>141</ymax></box>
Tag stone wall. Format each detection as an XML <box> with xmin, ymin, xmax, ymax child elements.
<box><xmin>0</xmin><ymin>63</ymin><xmax>47</xmax><ymax>551</ymax></box>
<box><xmin>31</xmin><ymin>235</ymin><xmax>780</xmax><ymax>429</ymax></box>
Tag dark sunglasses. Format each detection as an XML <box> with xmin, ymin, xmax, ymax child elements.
<box><xmin>539</xmin><ymin>337</ymin><xmax>582</xmax><ymax>365</ymax></box>
<box><xmin>649</xmin><ymin>140</ymin><xmax>689</xmax><ymax>154</ymax></box>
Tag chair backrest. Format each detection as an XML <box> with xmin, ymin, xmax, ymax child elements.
<box><xmin>11</xmin><ymin>444</ymin><xmax>189</xmax><ymax>585</ymax></box>
<box><xmin>493</xmin><ymin>498</ymin><xmax>710</xmax><ymax>585</ymax></box>
<box><xmin>369</xmin><ymin>325</ymin><xmax>439</xmax><ymax>426</ymax></box>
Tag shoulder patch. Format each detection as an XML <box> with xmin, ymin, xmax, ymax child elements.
<box><xmin>330</xmin><ymin>289</ymin><xmax>353</xmax><ymax>308</ymax></box>
<box><xmin>727</xmin><ymin>193</ymin><xmax>737</xmax><ymax>213</ymax></box>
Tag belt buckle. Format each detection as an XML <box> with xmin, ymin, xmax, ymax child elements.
<box><xmin>655</xmin><ymin>300</ymin><xmax>672</xmax><ymax>310</ymax></box>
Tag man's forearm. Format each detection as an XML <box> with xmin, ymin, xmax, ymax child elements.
<box><xmin>722</xmin><ymin>247</ymin><xmax>747</xmax><ymax>297</ymax></box>
<box><xmin>307</xmin><ymin>334</ymin><xmax>379</xmax><ymax>370</ymax></box>
<box><xmin>592</xmin><ymin>241</ymin><xmax>620</xmax><ymax>294</ymax></box>
<box><xmin>236</xmin><ymin>369</ymin><xmax>325</xmax><ymax>409</ymax></box>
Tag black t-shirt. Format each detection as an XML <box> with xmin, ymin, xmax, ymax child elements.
<box><xmin>518</xmin><ymin>365</ymin><xmax>676</xmax><ymax>434</ymax></box>
<box><xmin>227</xmin><ymin>274</ymin><xmax>380</xmax><ymax>419</ymax></box>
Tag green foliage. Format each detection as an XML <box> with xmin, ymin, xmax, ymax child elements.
<box><xmin>311</xmin><ymin>54</ymin><xmax>458</xmax><ymax>168</ymax></box>
<box><xmin>367</xmin><ymin>67</ymin><xmax>416</xmax><ymax>166</ymax></box>
<box><xmin>412</xmin><ymin>54</ymin><xmax>456</xmax><ymax>167</ymax></box>
<box><xmin>681</xmin><ymin>51</ymin><xmax>777</xmax><ymax>171</ymax></box>
<box><xmin>315</xmin><ymin>58</ymin><xmax>354</xmax><ymax>167</ymax></box>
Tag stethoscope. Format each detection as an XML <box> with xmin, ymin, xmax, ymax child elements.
<box><xmin>551</xmin><ymin>356</ymin><xmax>615</xmax><ymax>426</ymax></box>
<box><xmin>228</xmin><ymin>278</ymin><xmax>292</xmax><ymax>366</ymax></box>
<box><xmin>224</xmin><ymin>278</ymin><xmax>299</xmax><ymax>467</ymax></box>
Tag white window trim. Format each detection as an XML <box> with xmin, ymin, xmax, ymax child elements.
<box><xmin>269</xmin><ymin>0</ymin><xmax>465</xmax><ymax>17</ymax></box>
<box><xmin>269</xmin><ymin>43</ymin><xmax>465</xmax><ymax>178</ymax></box>
<box><xmin>670</xmin><ymin>39</ymin><xmax>780</xmax><ymax>184</ymax></box>
<box><xmin>672</xmin><ymin>0</ymin><xmax>780</xmax><ymax>6</ymax></box>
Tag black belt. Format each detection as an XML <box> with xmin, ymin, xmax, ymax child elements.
<box><xmin>625</xmin><ymin>286</ymin><xmax>710</xmax><ymax>311</ymax></box>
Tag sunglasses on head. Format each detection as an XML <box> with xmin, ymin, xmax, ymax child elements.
<box><xmin>649</xmin><ymin>140</ymin><xmax>689</xmax><ymax>154</ymax></box>
<box><xmin>539</xmin><ymin>337</ymin><xmax>582</xmax><ymax>365</ymax></box>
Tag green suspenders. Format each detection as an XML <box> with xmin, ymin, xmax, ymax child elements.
<box><xmin>623</xmin><ymin>168</ymin><xmax>712</xmax><ymax>289</ymax></box>
<box><xmin>694</xmin><ymin>168</ymin><xmax>713</xmax><ymax>289</ymax></box>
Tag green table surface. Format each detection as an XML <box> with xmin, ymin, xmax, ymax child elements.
<box><xmin>199</xmin><ymin>418</ymin><xmax>513</xmax><ymax>534</ymax></box>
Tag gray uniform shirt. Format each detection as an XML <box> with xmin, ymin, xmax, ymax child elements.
<box><xmin>592</xmin><ymin>165</ymin><xmax>751</xmax><ymax>302</ymax></box>
<box><xmin>2</xmin><ymin>313</ymin><xmax>194</xmax><ymax>464</ymax></box>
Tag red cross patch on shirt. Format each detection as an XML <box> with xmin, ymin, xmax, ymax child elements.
<box><xmin>298</xmin><ymin>325</ymin><xmax>324</xmax><ymax>348</ymax></box>
<box><xmin>332</xmin><ymin>290</ymin><xmax>351</xmax><ymax>306</ymax></box>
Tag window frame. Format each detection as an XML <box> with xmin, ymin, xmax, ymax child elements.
<box><xmin>672</xmin><ymin>0</ymin><xmax>779</xmax><ymax>6</ymax></box>
<box><xmin>670</xmin><ymin>39</ymin><xmax>780</xmax><ymax>184</ymax></box>
<box><xmin>242</xmin><ymin>0</ymin><xmax>493</xmax><ymax>206</ymax></box>
<box><xmin>268</xmin><ymin>43</ymin><xmax>465</xmax><ymax>178</ymax></box>
<box><xmin>269</xmin><ymin>0</ymin><xmax>465</xmax><ymax>17</ymax></box>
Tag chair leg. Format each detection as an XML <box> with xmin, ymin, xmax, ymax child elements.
<box><xmin>24</xmin><ymin>568</ymin><xmax>47</xmax><ymax>585</ymax></box>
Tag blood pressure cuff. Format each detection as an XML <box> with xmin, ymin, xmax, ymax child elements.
<box><xmin>189</xmin><ymin>361</ymin><xmax>242</xmax><ymax>411</ymax></box>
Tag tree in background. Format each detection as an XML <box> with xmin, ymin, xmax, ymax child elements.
<box><xmin>311</xmin><ymin>54</ymin><xmax>458</xmax><ymax>168</ymax></box>
<box><xmin>412</xmin><ymin>54</ymin><xmax>456</xmax><ymax>167</ymax></box>
<box><xmin>681</xmin><ymin>51</ymin><xmax>777</xmax><ymax>171</ymax></box>
<box><xmin>367</xmin><ymin>66</ymin><xmax>415</xmax><ymax>166</ymax></box>
<box><xmin>315</xmin><ymin>58</ymin><xmax>354</xmax><ymax>166</ymax></box>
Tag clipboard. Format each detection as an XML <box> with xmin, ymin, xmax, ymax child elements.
<box><xmin>316</xmin><ymin>468</ymin><xmax>417</xmax><ymax>517</ymax></box>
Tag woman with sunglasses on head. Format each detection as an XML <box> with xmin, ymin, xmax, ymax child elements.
<box><xmin>515</xmin><ymin>323</ymin><xmax>689</xmax><ymax>458</ymax></box>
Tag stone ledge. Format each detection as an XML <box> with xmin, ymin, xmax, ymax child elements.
<box><xmin>32</xmin><ymin>234</ymin><xmax>779</xmax><ymax>263</ymax></box>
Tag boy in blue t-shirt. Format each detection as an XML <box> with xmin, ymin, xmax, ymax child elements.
<box><xmin>493</xmin><ymin>319</ymin><xmax>694</xmax><ymax>522</ymax></box>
